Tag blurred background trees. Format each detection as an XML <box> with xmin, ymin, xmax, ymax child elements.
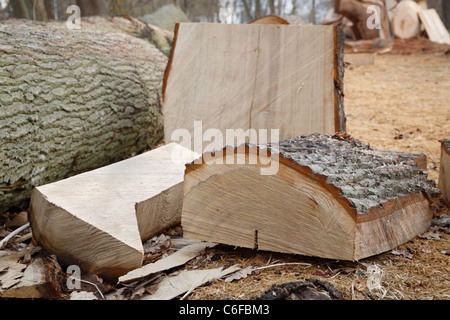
<box><xmin>0</xmin><ymin>0</ymin><xmax>335</xmax><ymax>25</ymax></box>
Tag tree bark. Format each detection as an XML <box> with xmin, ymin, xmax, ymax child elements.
<box><xmin>0</xmin><ymin>21</ymin><xmax>168</xmax><ymax>212</ymax></box>
<box><xmin>182</xmin><ymin>135</ymin><xmax>440</xmax><ymax>261</ymax></box>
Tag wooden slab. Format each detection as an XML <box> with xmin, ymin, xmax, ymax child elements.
<box><xmin>163</xmin><ymin>23</ymin><xmax>346</xmax><ymax>153</ymax></box>
<box><xmin>29</xmin><ymin>143</ymin><xmax>197</xmax><ymax>280</ymax></box>
<box><xmin>418</xmin><ymin>9</ymin><xmax>450</xmax><ymax>45</ymax></box>
<box><xmin>439</xmin><ymin>140</ymin><xmax>450</xmax><ymax>206</ymax></box>
<box><xmin>181</xmin><ymin>135</ymin><xmax>440</xmax><ymax>261</ymax></box>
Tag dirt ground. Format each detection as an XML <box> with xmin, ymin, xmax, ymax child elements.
<box><xmin>0</xmin><ymin>40</ymin><xmax>449</xmax><ymax>301</ymax></box>
<box><xmin>186</xmin><ymin>44</ymin><xmax>450</xmax><ymax>300</ymax></box>
<box><xmin>344</xmin><ymin>52</ymin><xmax>450</xmax><ymax>183</ymax></box>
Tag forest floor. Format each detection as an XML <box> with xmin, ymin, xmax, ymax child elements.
<box><xmin>0</xmin><ymin>39</ymin><xmax>449</xmax><ymax>301</ymax></box>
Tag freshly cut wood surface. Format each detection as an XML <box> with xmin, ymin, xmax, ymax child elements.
<box><xmin>439</xmin><ymin>140</ymin><xmax>450</xmax><ymax>205</ymax></box>
<box><xmin>163</xmin><ymin>23</ymin><xmax>345</xmax><ymax>152</ymax></box>
<box><xmin>418</xmin><ymin>9</ymin><xmax>450</xmax><ymax>45</ymax></box>
<box><xmin>391</xmin><ymin>0</ymin><xmax>422</xmax><ymax>39</ymax></box>
<box><xmin>29</xmin><ymin>143</ymin><xmax>197</xmax><ymax>280</ymax></box>
<box><xmin>182</xmin><ymin>135</ymin><xmax>439</xmax><ymax>261</ymax></box>
<box><xmin>142</xmin><ymin>265</ymin><xmax>240</xmax><ymax>300</ymax></box>
<box><xmin>119</xmin><ymin>241</ymin><xmax>216</xmax><ymax>283</ymax></box>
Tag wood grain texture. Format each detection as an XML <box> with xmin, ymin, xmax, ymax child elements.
<box><xmin>182</xmin><ymin>135</ymin><xmax>439</xmax><ymax>261</ymax></box>
<box><xmin>163</xmin><ymin>23</ymin><xmax>345</xmax><ymax>152</ymax></box>
<box><xmin>419</xmin><ymin>9</ymin><xmax>450</xmax><ymax>45</ymax></box>
<box><xmin>30</xmin><ymin>143</ymin><xmax>197</xmax><ymax>280</ymax></box>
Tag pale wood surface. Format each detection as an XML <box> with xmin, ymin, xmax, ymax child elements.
<box><xmin>30</xmin><ymin>143</ymin><xmax>197</xmax><ymax>279</ymax></box>
<box><xmin>391</xmin><ymin>0</ymin><xmax>422</xmax><ymax>39</ymax></box>
<box><xmin>418</xmin><ymin>9</ymin><xmax>450</xmax><ymax>45</ymax></box>
<box><xmin>163</xmin><ymin>23</ymin><xmax>344</xmax><ymax>152</ymax></box>
<box><xmin>141</xmin><ymin>265</ymin><xmax>240</xmax><ymax>300</ymax></box>
<box><xmin>119</xmin><ymin>241</ymin><xmax>216</xmax><ymax>283</ymax></box>
<box><xmin>182</xmin><ymin>135</ymin><xmax>438</xmax><ymax>261</ymax></box>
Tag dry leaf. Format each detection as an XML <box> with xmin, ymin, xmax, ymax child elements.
<box><xmin>0</xmin><ymin>251</ymin><xmax>28</xmax><ymax>289</ymax></box>
<box><xmin>419</xmin><ymin>231</ymin><xmax>442</xmax><ymax>240</ymax></box>
<box><xmin>143</xmin><ymin>234</ymin><xmax>171</xmax><ymax>254</ymax></box>
<box><xmin>312</xmin><ymin>269</ymin><xmax>329</xmax><ymax>278</ymax></box>
<box><xmin>390</xmin><ymin>250</ymin><xmax>413</xmax><ymax>259</ymax></box>
<box><xmin>224</xmin><ymin>266</ymin><xmax>254</xmax><ymax>283</ymax></box>
<box><xmin>130</xmin><ymin>286</ymin><xmax>146</xmax><ymax>300</ymax></box>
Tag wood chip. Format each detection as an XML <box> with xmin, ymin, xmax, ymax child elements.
<box><xmin>119</xmin><ymin>241</ymin><xmax>217</xmax><ymax>283</ymax></box>
<box><xmin>141</xmin><ymin>265</ymin><xmax>240</xmax><ymax>300</ymax></box>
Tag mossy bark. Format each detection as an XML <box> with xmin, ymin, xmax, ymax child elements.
<box><xmin>0</xmin><ymin>21</ymin><xmax>168</xmax><ymax>212</ymax></box>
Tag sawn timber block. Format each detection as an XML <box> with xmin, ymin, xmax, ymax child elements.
<box><xmin>29</xmin><ymin>143</ymin><xmax>197</xmax><ymax>280</ymax></box>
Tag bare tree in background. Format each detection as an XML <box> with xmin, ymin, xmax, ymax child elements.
<box><xmin>1</xmin><ymin>0</ymin><xmax>333</xmax><ymax>24</ymax></box>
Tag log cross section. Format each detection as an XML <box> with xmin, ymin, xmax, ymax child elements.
<box><xmin>182</xmin><ymin>135</ymin><xmax>440</xmax><ymax>261</ymax></box>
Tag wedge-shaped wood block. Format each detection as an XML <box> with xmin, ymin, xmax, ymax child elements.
<box><xmin>182</xmin><ymin>135</ymin><xmax>440</xmax><ymax>261</ymax></box>
<box><xmin>30</xmin><ymin>143</ymin><xmax>197</xmax><ymax>280</ymax></box>
<box><xmin>163</xmin><ymin>23</ymin><xmax>346</xmax><ymax>152</ymax></box>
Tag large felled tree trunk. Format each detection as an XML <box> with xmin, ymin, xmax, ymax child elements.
<box><xmin>0</xmin><ymin>21</ymin><xmax>168</xmax><ymax>212</ymax></box>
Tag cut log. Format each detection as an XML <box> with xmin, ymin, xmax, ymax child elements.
<box><xmin>335</xmin><ymin>0</ymin><xmax>390</xmax><ymax>40</ymax></box>
<box><xmin>163</xmin><ymin>23</ymin><xmax>346</xmax><ymax>153</ymax></box>
<box><xmin>391</xmin><ymin>0</ymin><xmax>422</xmax><ymax>39</ymax></box>
<box><xmin>140</xmin><ymin>4</ymin><xmax>190</xmax><ymax>32</ymax></box>
<box><xmin>439</xmin><ymin>140</ymin><xmax>450</xmax><ymax>205</ymax></box>
<box><xmin>249</xmin><ymin>15</ymin><xmax>290</xmax><ymax>25</ymax></box>
<box><xmin>418</xmin><ymin>9</ymin><xmax>450</xmax><ymax>45</ymax></box>
<box><xmin>0</xmin><ymin>21</ymin><xmax>167</xmax><ymax>213</ymax></box>
<box><xmin>63</xmin><ymin>16</ymin><xmax>175</xmax><ymax>56</ymax></box>
<box><xmin>181</xmin><ymin>135</ymin><xmax>440</xmax><ymax>261</ymax></box>
<box><xmin>29</xmin><ymin>143</ymin><xmax>197</xmax><ymax>280</ymax></box>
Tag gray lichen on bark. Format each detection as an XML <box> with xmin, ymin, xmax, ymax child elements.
<box><xmin>275</xmin><ymin>135</ymin><xmax>440</xmax><ymax>214</ymax></box>
<box><xmin>0</xmin><ymin>22</ymin><xmax>167</xmax><ymax>211</ymax></box>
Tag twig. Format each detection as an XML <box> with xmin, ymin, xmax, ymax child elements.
<box><xmin>180</xmin><ymin>283</ymin><xmax>198</xmax><ymax>300</ymax></box>
<box><xmin>79</xmin><ymin>279</ymin><xmax>105</xmax><ymax>300</ymax></box>
<box><xmin>180</xmin><ymin>274</ymin><xmax>209</xmax><ymax>300</ymax></box>
<box><xmin>0</xmin><ymin>223</ymin><xmax>30</xmax><ymax>249</ymax></box>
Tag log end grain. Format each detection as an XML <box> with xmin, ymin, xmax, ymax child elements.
<box><xmin>182</xmin><ymin>134</ymin><xmax>439</xmax><ymax>261</ymax></box>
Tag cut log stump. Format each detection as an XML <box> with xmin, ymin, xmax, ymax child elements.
<box><xmin>182</xmin><ymin>135</ymin><xmax>440</xmax><ymax>261</ymax></box>
<box><xmin>439</xmin><ymin>140</ymin><xmax>450</xmax><ymax>205</ymax></box>
<box><xmin>29</xmin><ymin>143</ymin><xmax>197</xmax><ymax>280</ymax></box>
